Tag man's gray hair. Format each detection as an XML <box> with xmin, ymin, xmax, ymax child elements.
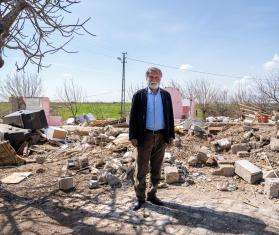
<box><xmin>145</xmin><ymin>67</ymin><xmax>162</xmax><ymax>78</ymax></box>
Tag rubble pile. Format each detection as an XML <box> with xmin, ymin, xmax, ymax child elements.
<box><xmin>0</xmin><ymin>110</ymin><xmax>279</xmax><ymax>201</ymax></box>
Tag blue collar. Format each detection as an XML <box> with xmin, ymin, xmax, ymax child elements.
<box><xmin>147</xmin><ymin>86</ymin><xmax>160</xmax><ymax>94</ymax></box>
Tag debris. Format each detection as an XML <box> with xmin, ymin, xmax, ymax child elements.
<box><xmin>164</xmin><ymin>152</ymin><xmax>175</xmax><ymax>164</ymax></box>
<box><xmin>264</xmin><ymin>178</ymin><xmax>279</xmax><ymax>199</ymax></box>
<box><xmin>189</xmin><ymin>124</ymin><xmax>206</xmax><ymax>138</ymax></box>
<box><xmin>174</xmin><ymin>136</ymin><xmax>182</xmax><ymax>147</ymax></box>
<box><xmin>208</xmin><ymin>126</ymin><xmax>224</xmax><ymax>135</ymax></box>
<box><xmin>231</xmin><ymin>143</ymin><xmax>250</xmax><ymax>154</ymax></box>
<box><xmin>214</xmin><ymin>138</ymin><xmax>231</xmax><ymax>152</ymax></box>
<box><xmin>263</xmin><ymin>170</ymin><xmax>279</xmax><ymax>179</ymax></box>
<box><xmin>79</xmin><ymin>156</ymin><xmax>89</xmax><ymax>169</ymax></box>
<box><xmin>0</xmin><ymin>141</ymin><xmax>26</xmax><ymax>166</ymax></box>
<box><xmin>212</xmin><ymin>164</ymin><xmax>235</xmax><ymax>177</ymax></box>
<box><xmin>36</xmin><ymin>155</ymin><xmax>46</xmax><ymax>164</ymax></box>
<box><xmin>205</xmin><ymin>156</ymin><xmax>217</xmax><ymax>166</ymax></box>
<box><xmin>66</xmin><ymin>117</ymin><xmax>75</xmax><ymax>125</ymax></box>
<box><xmin>59</xmin><ymin>177</ymin><xmax>74</xmax><ymax>191</ymax></box>
<box><xmin>88</xmin><ymin>180</ymin><xmax>99</xmax><ymax>189</ymax></box>
<box><xmin>237</xmin><ymin>151</ymin><xmax>250</xmax><ymax>158</ymax></box>
<box><xmin>217</xmin><ymin>181</ymin><xmax>237</xmax><ymax>191</ymax></box>
<box><xmin>4</xmin><ymin>110</ymin><xmax>48</xmax><ymax>130</ymax></box>
<box><xmin>106</xmin><ymin>172</ymin><xmax>121</xmax><ymax>188</ymax></box>
<box><xmin>270</xmin><ymin>138</ymin><xmax>279</xmax><ymax>151</ymax></box>
<box><xmin>1</xmin><ymin>172</ymin><xmax>32</xmax><ymax>184</ymax></box>
<box><xmin>46</xmin><ymin>127</ymin><xmax>67</xmax><ymax>140</ymax></box>
<box><xmin>68</xmin><ymin>158</ymin><xmax>79</xmax><ymax>169</ymax></box>
<box><xmin>36</xmin><ymin>168</ymin><xmax>45</xmax><ymax>174</ymax></box>
<box><xmin>112</xmin><ymin>133</ymin><xmax>130</xmax><ymax>146</ymax></box>
<box><xmin>164</xmin><ymin>166</ymin><xmax>180</xmax><ymax>184</ymax></box>
<box><xmin>235</xmin><ymin>160</ymin><xmax>263</xmax><ymax>184</ymax></box>
<box><xmin>95</xmin><ymin>159</ymin><xmax>105</xmax><ymax>168</ymax></box>
<box><xmin>197</xmin><ymin>146</ymin><xmax>211</xmax><ymax>163</ymax></box>
<box><xmin>188</xmin><ymin>155</ymin><xmax>199</xmax><ymax>166</ymax></box>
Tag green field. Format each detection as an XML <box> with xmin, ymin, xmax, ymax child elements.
<box><xmin>0</xmin><ymin>102</ymin><xmax>131</xmax><ymax>120</ymax></box>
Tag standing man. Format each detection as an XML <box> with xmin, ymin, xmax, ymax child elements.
<box><xmin>129</xmin><ymin>67</ymin><xmax>175</xmax><ymax>211</ymax></box>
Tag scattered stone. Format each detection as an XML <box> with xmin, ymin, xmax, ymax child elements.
<box><xmin>88</xmin><ymin>180</ymin><xmax>99</xmax><ymax>189</ymax></box>
<box><xmin>231</xmin><ymin>143</ymin><xmax>250</xmax><ymax>154</ymax></box>
<box><xmin>237</xmin><ymin>151</ymin><xmax>250</xmax><ymax>158</ymax></box>
<box><xmin>79</xmin><ymin>156</ymin><xmax>89</xmax><ymax>169</ymax></box>
<box><xmin>36</xmin><ymin>168</ymin><xmax>45</xmax><ymax>174</ymax></box>
<box><xmin>243</xmin><ymin>131</ymin><xmax>253</xmax><ymax>140</ymax></box>
<box><xmin>212</xmin><ymin>164</ymin><xmax>235</xmax><ymax>177</ymax></box>
<box><xmin>95</xmin><ymin>159</ymin><xmax>105</xmax><ymax>168</ymax></box>
<box><xmin>205</xmin><ymin>156</ymin><xmax>217</xmax><ymax>166</ymax></box>
<box><xmin>112</xmin><ymin>133</ymin><xmax>130</xmax><ymax>146</ymax></box>
<box><xmin>164</xmin><ymin>166</ymin><xmax>180</xmax><ymax>184</ymax></box>
<box><xmin>270</xmin><ymin>138</ymin><xmax>279</xmax><ymax>151</ymax></box>
<box><xmin>158</xmin><ymin>182</ymin><xmax>168</xmax><ymax>189</ymax></box>
<box><xmin>214</xmin><ymin>138</ymin><xmax>231</xmax><ymax>152</ymax></box>
<box><xmin>264</xmin><ymin>178</ymin><xmax>279</xmax><ymax>199</ymax></box>
<box><xmin>197</xmin><ymin>146</ymin><xmax>210</xmax><ymax>163</ymax></box>
<box><xmin>59</xmin><ymin>177</ymin><xmax>74</xmax><ymax>191</ymax></box>
<box><xmin>106</xmin><ymin>172</ymin><xmax>121</xmax><ymax>188</ymax></box>
<box><xmin>217</xmin><ymin>181</ymin><xmax>237</xmax><ymax>192</ymax></box>
<box><xmin>188</xmin><ymin>155</ymin><xmax>199</xmax><ymax>166</ymax></box>
<box><xmin>235</xmin><ymin>159</ymin><xmax>263</xmax><ymax>184</ymax></box>
<box><xmin>174</xmin><ymin>136</ymin><xmax>182</xmax><ymax>147</ymax></box>
<box><xmin>46</xmin><ymin>127</ymin><xmax>67</xmax><ymax>140</ymax></box>
<box><xmin>164</xmin><ymin>152</ymin><xmax>175</xmax><ymax>164</ymax></box>
<box><xmin>36</xmin><ymin>155</ymin><xmax>46</xmax><ymax>164</ymax></box>
<box><xmin>68</xmin><ymin>158</ymin><xmax>79</xmax><ymax>169</ymax></box>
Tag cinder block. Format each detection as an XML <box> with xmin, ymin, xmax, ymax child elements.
<box><xmin>164</xmin><ymin>166</ymin><xmax>180</xmax><ymax>184</ymax></box>
<box><xmin>264</xmin><ymin>178</ymin><xmax>279</xmax><ymax>199</ymax></box>
<box><xmin>59</xmin><ymin>177</ymin><xmax>74</xmax><ymax>191</ymax></box>
<box><xmin>235</xmin><ymin>160</ymin><xmax>262</xmax><ymax>184</ymax></box>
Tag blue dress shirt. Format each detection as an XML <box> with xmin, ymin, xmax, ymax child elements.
<box><xmin>146</xmin><ymin>87</ymin><xmax>165</xmax><ymax>131</ymax></box>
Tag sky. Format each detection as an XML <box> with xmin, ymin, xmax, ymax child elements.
<box><xmin>1</xmin><ymin>0</ymin><xmax>279</xmax><ymax>102</ymax></box>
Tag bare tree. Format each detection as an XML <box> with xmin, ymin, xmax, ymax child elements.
<box><xmin>58</xmin><ymin>79</ymin><xmax>85</xmax><ymax>118</ymax></box>
<box><xmin>0</xmin><ymin>0</ymin><xmax>94</xmax><ymax>71</ymax></box>
<box><xmin>167</xmin><ymin>79</ymin><xmax>188</xmax><ymax>98</ymax></box>
<box><xmin>187</xmin><ymin>78</ymin><xmax>218</xmax><ymax>120</ymax></box>
<box><xmin>0</xmin><ymin>71</ymin><xmax>42</xmax><ymax>100</ymax></box>
<box><xmin>127</xmin><ymin>82</ymin><xmax>145</xmax><ymax>101</ymax></box>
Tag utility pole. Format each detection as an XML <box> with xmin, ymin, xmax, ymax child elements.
<box><xmin>118</xmin><ymin>52</ymin><xmax>127</xmax><ymax>118</ymax></box>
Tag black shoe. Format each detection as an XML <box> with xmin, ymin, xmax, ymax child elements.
<box><xmin>133</xmin><ymin>200</ymin><xmax>145</xmax><ymax>211</ymax></box>
<box><xmin>147</xmin><ymin>195</ymin><xmax>164</xmax><ymax>206</ymax></box>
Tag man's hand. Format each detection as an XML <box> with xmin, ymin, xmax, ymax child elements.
<box><xmin>130</xmin><ymin>139</ymin><xmax>138</xmax><ymax>147</ymax></box>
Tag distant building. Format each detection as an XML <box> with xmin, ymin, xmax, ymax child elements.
<box><xmin>164</xmin><ymin>87</ymin><xmax>195</xmax><ymax>119</ymax></box>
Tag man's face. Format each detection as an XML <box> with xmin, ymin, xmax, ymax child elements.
<box><xmin>147</xmin><ymin>70</ymin><xmax>161</xmax><ymax>85</ymax></box>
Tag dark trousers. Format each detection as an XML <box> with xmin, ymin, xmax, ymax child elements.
<box><xmin>134</xmin><ymin>132</ymin><xmax>166</xmax><ymax>201</ymax></box>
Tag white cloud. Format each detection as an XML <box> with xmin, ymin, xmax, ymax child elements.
<box><xmin>263</xmin><ymin>54</ymin><xmax>279</xmax><ymax>71</ymax></box>
<box><xmin>180</xmin><ymin>64</ymin><xmax>192</xmax><ymax>70</ymax></box>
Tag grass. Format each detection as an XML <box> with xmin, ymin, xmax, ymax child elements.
<box><xmin>0</xmin><ymin>102</ymin><xmax>131</xmax><ymax>120</ymax></box>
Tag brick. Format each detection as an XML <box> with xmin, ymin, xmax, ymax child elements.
<box><xmin>264</xmin><ymin>178</ymin><xmax>279</xmax><ymax>199</ymax></box>
<box><xmin>231</xmin><ymin>143</ymin><xmax>250</xmax><ymax>154</ymax></box>
<box><xmin>235</xmin><ymin>160</ymin><xmax>262</xmax><ymax>184</ymax></box>
<box><xmin>59</xmin><ymin>177</ymin><xmax>74</xmax><ymax>191</ymax></box>
<box><xmin>164</xmin><ymin>166</ymin><xmax>180</xmax><ymax>184</ymax></box>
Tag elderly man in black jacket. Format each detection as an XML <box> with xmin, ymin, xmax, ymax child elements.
<box><xmin>129</xmin><ymin>67</ymin><xmax>175</xmax><ymax>211</ymax></box>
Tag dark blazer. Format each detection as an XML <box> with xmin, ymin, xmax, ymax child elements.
<box><xmin>129</xmin><ymin>87</ymin><xmax>175</xmax><ymax>145</ymax></box>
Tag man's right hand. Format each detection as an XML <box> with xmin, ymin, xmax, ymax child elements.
<box><xmin>130</xmin><ymin>139</ymin><xmax>138</xmax><ymax>147</ymax></box>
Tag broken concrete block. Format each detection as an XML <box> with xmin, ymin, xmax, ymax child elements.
<box><xmin>0</xmin><ymin>141</ymin><xmax>26</xmax><ymax>166</ymax></box>
<box><xmin>188</xmin><ymin>155</ymin><xmax>199</xmax><ymax>166</ymax></box>
<box><xmin>112</xmin><ymin>133</ymin><xmax>130</xmax><ymax>146</ymax></box>
<box><xmin>1</xmin><ymin>172</ymin><xmax>32</xmax><ymax>184</ymax></box>
<box><xmin>212</xmin><ymin>164</ymin><xmax>235</xmax><ymax>177</ymax></box>
<box><xmin>164</xmin><ymin>166</ymin><xmax>180</xmax><ymax>184</ymax></box>
<box><xmin>88</xmin><ymin>180</ymin><xmax>99</xmax><ymax>189</ymax></box>
<box><xmin>264</xmin><ymin>178</ymin><xmax>279</xmax><ymax>199</ymax></box>
<box><xmin>67</xmin><ymin>158</ymin><xmax>79</xmax><ymax>169</ymax></box>
<box><xmin>235</xmin><ymin>160</ymin><xmax>262</xmax><ymax>184</ymax></box>
<box><xmin>237</xmin><ymin>151</ymin><xmax>250</xmax><ymax>158</ymax></box>
<box><xmin>46</xmin><ymin>127</ymin><xmax>67</xmax><ymax>140</ymax></box>
<box><xmin>4</xmin><ymin>110</ymin><xmax>48</xmax><ymax>130</ymax></box>
<box><xmin>231</xmin><ymin>143</ymin><xmax>250</xmax><ymax>154</ymax></box>
<box><xmin>270</xmin><ymin>138</ymin><xmax>279</xmax><ymax>151</ymax></box>
<box><xmin>59</xmin><ymin>177</ymin><xmax>74</xmax><ymax>191</ymax></box>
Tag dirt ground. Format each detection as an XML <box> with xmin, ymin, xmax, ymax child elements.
<box><xmin>1</xmin><ymin>124</ymin><xmax>279</xmax><ymax>234</ymax></box>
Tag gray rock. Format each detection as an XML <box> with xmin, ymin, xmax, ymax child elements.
<box><xmin>231</xmin><ymin>143</ymin><xmax>250</xmax><ymax>154</ymax></box>
<box><xmin>264</xmin><ymin>178</ymin><xmax>279</xmax><ymax>199</ymax></box>
<box><xmin>88</xmin><ymin>180</ymin><xmax>99</xmax><ymax>189</ymax></box>
<box><xmin>106</xmin><ymin>173</ymin><xmax>121</xmax><ymax>188</ymax></box>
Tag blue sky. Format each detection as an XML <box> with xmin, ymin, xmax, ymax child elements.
<box><xmin>1</xmin><ymin>0</ymin><xmax>279</xmax><ymax>101</ymax></box>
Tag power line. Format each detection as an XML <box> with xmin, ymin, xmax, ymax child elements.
<box><xmin>126</xmin><ymin>57</ymin><xmax>246</xmax><ymax>79</ymax></box>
